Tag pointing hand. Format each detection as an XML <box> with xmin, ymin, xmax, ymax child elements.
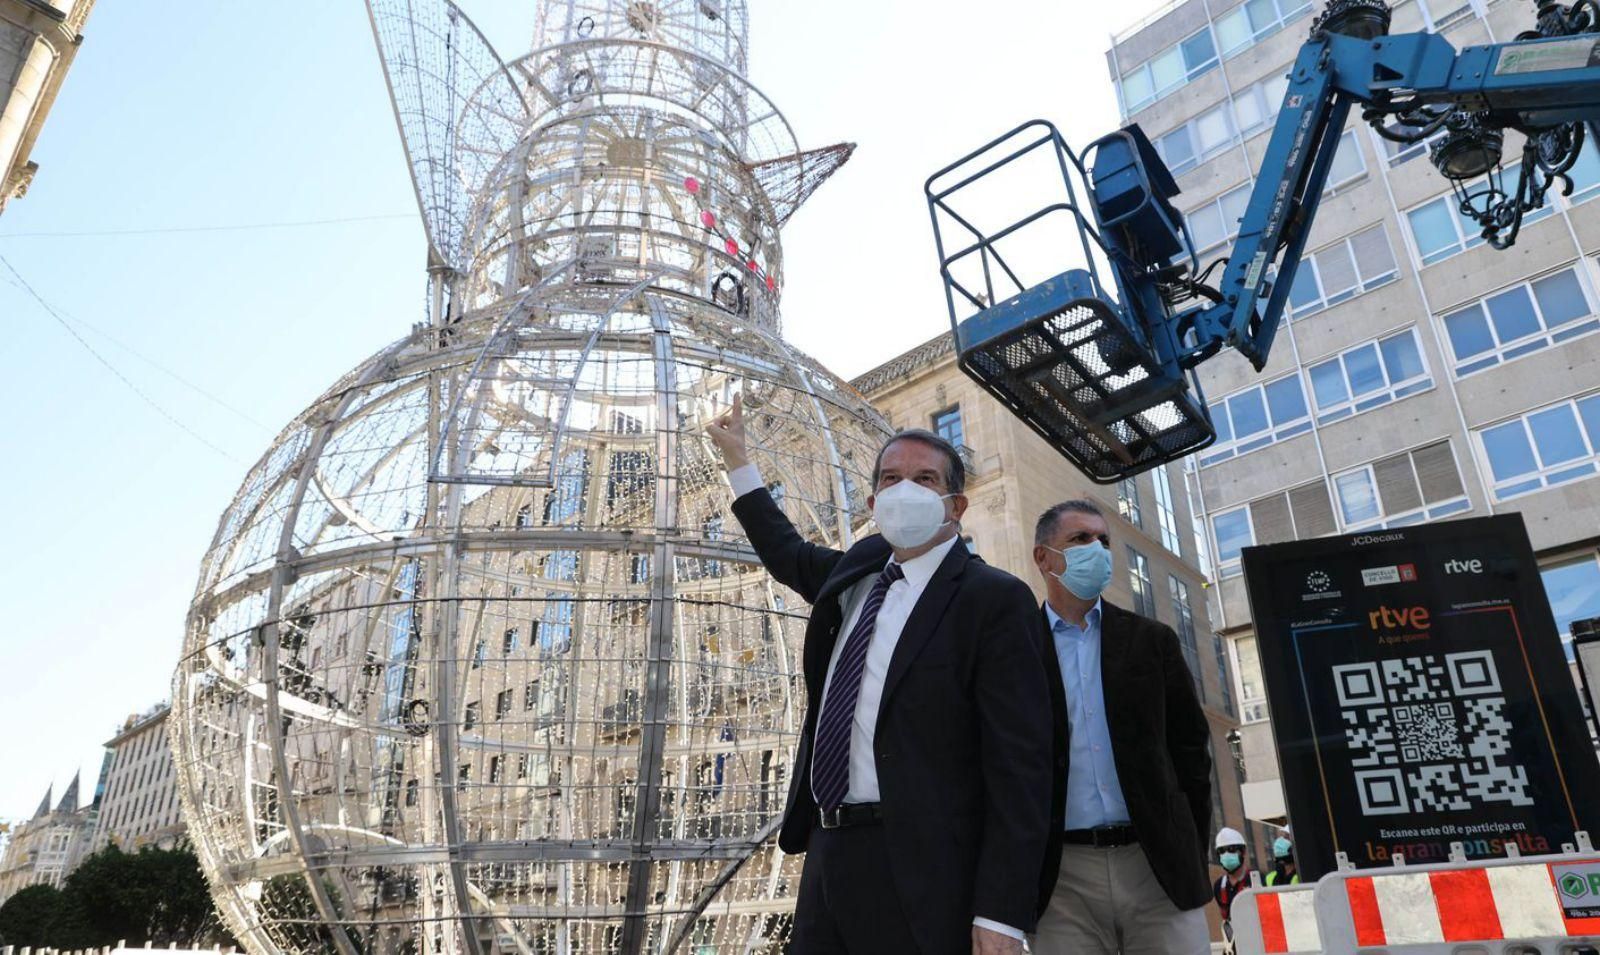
<box><xmin>705</xmin><ymin>392</ymin><xmax>750</xmax><ymax>470</ymax></box>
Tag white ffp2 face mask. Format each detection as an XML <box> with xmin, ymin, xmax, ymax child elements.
<box><xmin>871</xmin><ymin>480</ymin><xmax>952</xmax><ymax>549</ymax></box>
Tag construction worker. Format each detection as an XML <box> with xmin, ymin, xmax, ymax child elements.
<box><xmin>1266</xmin><ymin>831</ymin><xmax>1299</xmax><ymax>886</ymax></box>
<box><xmin>1212</xmin><ymin>827</ymin><xmax>1252</xmax><ymax>924</ymax></box>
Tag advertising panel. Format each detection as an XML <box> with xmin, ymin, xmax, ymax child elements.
<box><xmin>1242</xmin><ymin>515</ymin><xmax>1600</xmax><ymax>878</ymax></box>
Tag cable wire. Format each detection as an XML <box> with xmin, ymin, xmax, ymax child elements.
<box><xmin>0</xmin><ymin>213</ymin><xmax>415</xmax><ymax>239</ymax></box>
<box><xmin>1</xmin><ymin>254</ymin><xmax>242</xmax><ymax>462</ymax></box>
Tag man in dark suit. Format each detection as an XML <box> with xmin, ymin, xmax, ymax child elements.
<box><xmin>706</xmin><ymin>395</ymin><xmax>1053</xmax><ymax>955</ymax></box>
<box><xmin>1028</xmin><ymin>499</ymin><xmax>1213</xmax><ymax>954</ymax></box>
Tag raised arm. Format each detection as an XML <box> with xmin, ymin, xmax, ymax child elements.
<box><xmin>706</xmin><ymin>393</ymin><xmax>844</xmax><ymax>604</ymax></box>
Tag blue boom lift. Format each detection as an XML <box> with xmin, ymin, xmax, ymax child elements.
<box><xmin>926</xmin><ymin>0</ymin><xmax>1600</xmax><ymax>482</ymax></box>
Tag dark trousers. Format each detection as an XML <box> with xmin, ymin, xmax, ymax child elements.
<box><xmin>790</xmin><ymin>822</ymin><xmax>940</xmax><ymax>954</ymax></box>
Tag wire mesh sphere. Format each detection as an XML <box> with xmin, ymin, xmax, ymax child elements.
<box><xmin>171</xmin><ymin>285</ymin><xmax>888</xmax><ymax>953</ymax></box>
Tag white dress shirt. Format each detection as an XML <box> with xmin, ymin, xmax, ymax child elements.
<box><xmin>814</xmin><ymin>531</ymin><xmax>958</xmax><ymax>804</ymax></box>
<box><xmin>727</xmin><ymin>464</ymin><xmax>1023</xmax><ymax>941</ymax></box>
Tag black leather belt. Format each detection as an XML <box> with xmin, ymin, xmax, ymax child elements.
<box><xmin>1063</xmin><ymin>824</ymin><xmax>1138</xmax><ymax>848</ymax></box>
<box><xmin>819</xmin><ymin>802</ymin><xmax>884</xmax><ymax>830</ymax></box>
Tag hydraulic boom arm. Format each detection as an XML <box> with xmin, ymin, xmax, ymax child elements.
<box><xmin>925</xmin><ymin>0</ymin><xmax>1600</xmax><ymax>482</ymax></box>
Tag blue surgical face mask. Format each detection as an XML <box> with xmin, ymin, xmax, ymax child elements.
<box><xmin>1219</xmin><ymin>851</ymin><xmax>1242</xmax><ymax>872</ymax></box>
<box><xmin>1273</xmin><ymin>837</ymin><xmax>1293</xmax><ymax>860</ymax></box>
<box><xmin>1048</xmin><ymin>542</ymin><xmax>1113</xmax><ymax>600</ymax></box>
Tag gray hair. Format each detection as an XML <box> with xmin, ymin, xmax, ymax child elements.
<box><xmin>1034</xmin><ymin>499</ymin><xmax>1105</xmax><ymax>547</ymax></box>
<box><xmin>871</xmin><ymin>428</ymin><xmax>966</xmax><ymax>495</ymax></box>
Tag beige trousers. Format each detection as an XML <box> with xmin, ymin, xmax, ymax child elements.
<box><xmin>1029</xmin><ymin>843</ymin><xmax>1210</xmax><ymax>955</ymax></box>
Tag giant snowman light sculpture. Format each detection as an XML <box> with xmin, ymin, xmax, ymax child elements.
<box><xmin>170</xmin><ymin>2</ymin><xmax>886</xmax><ymax>951</ymax></box>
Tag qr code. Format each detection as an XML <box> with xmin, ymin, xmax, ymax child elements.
<box><xmin>1334</xmin><ymin>651</ymin><xmax>1532</xmax><ymax>815</ymax></box>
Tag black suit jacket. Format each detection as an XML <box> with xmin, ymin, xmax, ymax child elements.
<box><xmin>1035</xmin><ymin>600</ymin><xmax>1214</xmax><ymax>914</ymax></box>
<box><xmin>731</xmin><ymin>488</ymin><xmax>1054</xmax><ymax>940</ymax></box>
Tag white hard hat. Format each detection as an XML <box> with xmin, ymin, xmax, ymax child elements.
<box><xmin>1215</xmin><ymin>826</ymin><xmax>1246</xmax><ymax>849</ymax></box>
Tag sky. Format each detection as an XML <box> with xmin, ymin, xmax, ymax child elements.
<box><xmin>0</xmin><ymin>0</ymin><xmax>1172</xmax><ymax>821</ymax></box>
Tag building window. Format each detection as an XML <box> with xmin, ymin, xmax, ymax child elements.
<box><xmin>502</xmin><ymin>628</ymin><xmax>518</xmax><ymax>655</ymax></box>
<box><xmin>932</xmin><ymin>405</ymin><xmax>964</xmax><ymax>449</ymax></box>
<box><xmin>1187</xmin><ymin>183</ymin><xmax>1251</xmax><ymax>254</ymax></box>
<box><xmin>517</xmin><ymin>754</ymin><xmax>529</xmax><ymax>779</ymax></box>
<box><xmin>1128</xmin><ymin>548</ymin><xmax>1156</xmax><ymax>619</ymax></box>
<box><xmin>1119</xmin><ymin>26</ymin><xmax>1218</xmax><ymax>113</ymax></box>
<box><xmin>1476</xmin><ymin>391</ymin><xmax>1600</xmax><ymax>500</ymax></box>
<box><xmin>1321</xmin><ymin>129</ymin><xmax>1367</xmax><ymax>193</ymax></box>
<box><xmin>1375</xmin><ymin>126</ymin><xmax>1444</xmax><ymax>167</ymax></box>
<box><xmin>1169</xmin><ymin>576</ymin><xmax>1202</xmax><ymax>700</ymax></box>
<box><xmin>470</xmin><ymin>639</ymin><xmax>487</xmax><ymax>669</ymax></box>
<box><xmin>1234</xmin><ymin>72</ymin><xmax>1290</xmax><ymax>137</ymax></box>
<box><xmin>1212</xmin><ymin>480</ymin><xmax>1337</xmax><ymax>576</ymax></box>
<box><xmin>1215</xmin><ymin>0</ymin><xmax>1314</xmax><ymax>58</ymax></box>
<box><xmin>1118</xmin><ymin>477</ymin><xmax>1142</xmax><ymax>527</ymax></box>
<box><xmin>524</xmin><ymin>680</ymin><xmax>539</xmax><ymax>711</ymax></box>
<box><xmin>1306</xmin><ymin>328</ymin><xmax>1431</xmax><ymax>425</ymax></box>
<box><xmin>1153</xmin><ymin>466</ymin><xmax>1181</xmax><ymax>555</ymax></box>
<box><xmin>457</xmin><ymin>763</ymin><xmax>471</xmax><ymax>790</ymax></box>
<box><xmin>495</xmin><ymin>689</ymin><xmax>513</xmax><ymax>721</ymax></box>
<box><xmin>540</xmin><ymin>597</ymin><xmax>575</xmax><ymax>654</ymax></box>
<box><xmin>1234</xmin><ymin>635</ymin><xmax>1268</xmax><ymax>723</ymax></box>
<box><xmin>1192</xmin><ymin>510</ymin><xmax>1213</xmax><ymax>579</ymax></box>
<box><xmin>1407</xmin><ymin>165</ymin><xmax>1553</xmax><ymax>266</ymax></box>
<box><xmin>529</xmin><ymin>754</ymin><xmax>552</xmax><ymax>787</ymax></box>
<box><xmin>1331</xmin><ymin>441</ymin><xmax>1470</xmax><ymax>529</ymax></box>
<box><xmin>1541</xmin><ymin>554</ymin><xmax>1600</xmax><ymax>662</ymax></box>
<box><xmin>1288</xmin><ymin>224</ymin><xmax>1398</xmax><ymax>320</ymax></box>
<box><xmin>1157</xmin><ymin>101</ymin><xmax>1238</xmax><ymax>176</ymax></box>
<box><xmin>1408</xmin><ymin>194</ymin><xmax>1481</xmax><ymax>266</ymax></box>
<box><xmin>1159</xmin><ymin>73</ymin><xmax>1290</xmax><ymax>186</ymax></box>
<box><xmin>463</xmin><ymin>701</ymin><xmax>479</xmax><ymax>731</ymax></box>
<box><xmin>1442</xmin><ymin>267</ymin><xmax>1599</xmax><ymax>377</ymax></box>
<box><xmin>1200</xmin><ymin>374</ymin><xmax>1312</xmax><ymax>466</ymax></box>
<box><xmin>630</xmin><ymin>554</ymin><xmax>650</xmax><ymax>584</ymax></box>
<box><xmin>488</xmin><ymin>755</ymin><xmax>503</xmax><ymax>784</ymax></box>
<box><xmin>1563</xmin><ymin>138</ymin><xmax>1600</xmax><ymax>204</ymax></box>
<box><xmin>1213</xmin><ymin>507</ymin><xmax>1254</xmax><ymax>570</ymax></box>
<box><xmin>1213</xmin><ymin>629</ymin><xmax>1234</xmax><ymax>716</ymax></box>
<box><xmin>703</xmin><ymin>514</ymin><xmax>724</xmax><ymax>577</ymax></box>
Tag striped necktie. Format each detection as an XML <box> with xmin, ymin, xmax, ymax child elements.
<box><xmin>812</xmin><ymin>562</ymin><xmax>905</xmax><ymax>812</ymax></box>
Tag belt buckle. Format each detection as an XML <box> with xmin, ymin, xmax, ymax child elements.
<box><xmin>1093</xmin><ymin>826</ymin><xmax>1120</xmax><ymax>848</ymax></box>
<box><xmin>819</xmin><ymin>807</ymin><xmax>841</xmax><ymax>830</ymax></box>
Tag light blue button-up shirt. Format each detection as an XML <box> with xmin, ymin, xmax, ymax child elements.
<box><xmin>1047</xmin><ymin>600</ymin><xmax>1132</xmax><ymax>829</ymax></box>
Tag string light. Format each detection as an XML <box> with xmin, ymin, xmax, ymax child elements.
<box><xmin>684</xmin><ymin>180</ymin><xmax>781</xmax><ymax>294</ymax></box>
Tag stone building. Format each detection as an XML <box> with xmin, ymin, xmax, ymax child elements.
<box><xmin>852</xmin><ymin>334</ymin><xmax>1247</xmax><ymax>941</ymax></box>
<box><xmin>0</xmin><ymin>0</ymin><xmax>93</xmax><ymax>215</ymax></box>
<box><xmin>1106</xmin><ymin>0</ymin><xmax>1600</xmax><ymax>858</ymax></box>
<box><xmin>0</xmin><ymin>773</ymin><xmax>97</xmax><ymax>904</ymax></box>
<box><xmin>93</xmin><ymin>704</ymin><xmax>187</xmax><ymax>852</ymax></box>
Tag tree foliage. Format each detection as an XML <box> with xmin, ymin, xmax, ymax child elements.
<box><xmin>0</xmin><ymin>884</ymin><xmax>68</xmax><ymax>947</ymax></box>
<box><xmin>0</xmin><ymin>844</ymin><xmax>236</xmax><ymax>949</ymax></box>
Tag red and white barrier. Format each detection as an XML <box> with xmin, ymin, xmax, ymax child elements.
<box><xmin>1230</xmin><ymin>883</ymin><xmax>1322</xmax><ymax>954</ymax></box>
<box><xmin>1314</xmin><ymin>852</ymin><xmax>1600</xmax><ymax>952</ymax></box>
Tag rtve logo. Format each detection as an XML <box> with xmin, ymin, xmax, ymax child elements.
<box><xmin>1444</xmin><ymin>558</ymin><xmax>1484</xmax><ymax>574</ymax></box>
<box><xmin>1369</xmin><ymin>605</ymin><xmax>1431</xmax><ymax>630</ymax></box>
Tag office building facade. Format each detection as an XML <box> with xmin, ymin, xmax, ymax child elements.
<box><xmin>1107</xmin><ymin>0</ymin><xmax>1600</xmax><ymax>853</ymax></box>
<box><xmin>94</xmin><ymin>703</ymin><xmax>186</xmax><ymax>852</ymax></box>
